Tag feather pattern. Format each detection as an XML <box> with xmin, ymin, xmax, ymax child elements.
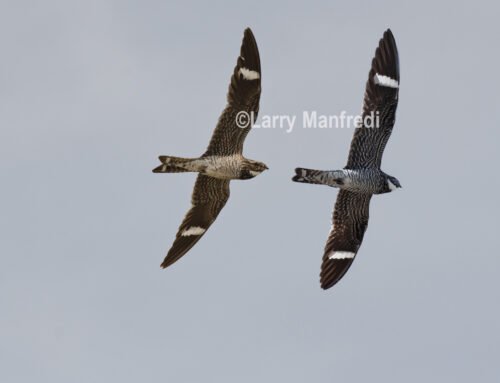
<box><xmin>154</xmin><ymin>28</ymin><xmax>266</xmax><ymax>269</ymax></box>
<box><xmin>160</xmin><ymin>175</ymin><xmax>230</xmax><ymax>268</ymax></box>
<box><xmin>346</xmin><ymin>29</ymin><xmax>399</xmax><ymax>169</ymax></box>
<box><xmin>203</xmin><ymin>28</ymin><xmax>261</xmax><ymax>156</ymax></box>
<box><xmin>320</xmin><ymin>191</ymin><xmax>371</xmax><ymax>289</ymax></box>
<box><xmin>292</xmin><ymin>29</ymin><xmax>401</xmax><ymax>289</ymax></box>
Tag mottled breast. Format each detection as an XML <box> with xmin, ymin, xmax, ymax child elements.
<box><xmin>201</xmin><ymin>155</ymin><xmax>244</xmax><ymax>180</ymax></box>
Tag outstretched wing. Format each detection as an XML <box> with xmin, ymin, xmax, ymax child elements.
<box><xmin>320</xmin><ymin>191</ymin><xmax>372</xmax><ymax>290</ymax></box>
<box><xmin>161</xmin><ymin>175</ymin><xmax>230</xmax><ymax>268</ymax></box>
<box><xmin>203</xmin><ymin>28</ymin><xmax>261</xmax><ymax>156</ymax></box>
<box><xmin>346</xmin><ymin>29</ymin><xmax>400</xmax><ymax>169</ymax></box>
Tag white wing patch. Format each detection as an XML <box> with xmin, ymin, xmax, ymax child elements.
<box><xmin>239</xmin><ymin>67</ymin><xmax>260</xmax><ymax>80</ymax></box>
<box><xmin>181</xmin><ymin>226</ymin><xmax>206</xmax><ymax>236</ymax></box>
<box><xmin>373</xmin><ymin>73</ymin><xmax>399</xmax><ymax>88</ymax></box>
<box><xmin>328</xmin><ymin>251</ymin><xmax>356</xmax><ymax>260</ymax></box>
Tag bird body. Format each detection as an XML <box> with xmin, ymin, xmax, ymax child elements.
<box><xmin>153</xmin><ymin>28</ymin><xmax>266</xmax><ymax>269</ymax></box>
<box><xmin>293</xmin><ymin>168</ymin><xmax>399</xmax><ymax>194</ymax></box>
<box><xmin>153</xmin><ymin>154</ymin><xmax>267</xmax><ymax>180</ymax></box>
<box><xmin>292</xmin><ymin>29</ymin><xmax>402</xmax><ymax>290</ymax></box>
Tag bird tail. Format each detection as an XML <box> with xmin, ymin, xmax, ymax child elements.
<box><xmin>152</xmin><ymin>156</ymin><xmax>194</xmax><ymax>173</ymax></box>
<box><xmin>292</xmin><ymin>168</ymin><xmax>330</xmax><ymax>185</ymax></box>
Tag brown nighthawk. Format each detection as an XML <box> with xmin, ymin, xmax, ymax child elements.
<box><xmin>153</xmin><ymin>28</ymin><xmax>267</xmax><ymax>269</ymax></box>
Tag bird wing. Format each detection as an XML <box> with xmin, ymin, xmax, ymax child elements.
<box><xmin>161</xmin><ymin>175</ymin><xmax>230</xmax><ymax>268</ymax></box>
<box><xmin>320</xmin><ymin>190</ymin><xmax>372</xmax><ymax>289</ymax></box>
<box><xmin>203</xmin><ymin>28</ymin><xmax>261</xmax><ymax>156</ymax></box>
<box><xmin>346</xmin><ymin>29</ymin><xmax>400</xmax><ymax>169</ymax></box>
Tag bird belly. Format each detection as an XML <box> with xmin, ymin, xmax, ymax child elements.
<box><xmin>339</xmin><ymin>169</ymin><xmax>382</xmax><ymax>194</ymax></box>
<box><xmin>200</xmin><ymin>155</ymin><xmax>242</xmax><ymax>180</ymax></box>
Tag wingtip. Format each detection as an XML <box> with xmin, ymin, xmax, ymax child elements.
<box><xmin>160</xmin><ymin>255</ymin><xmax>172</xmax><ymax>269</ymax></box>
<box><xmin>320</xmin><ymin>272</ymin><xmax>338</xmax><ymax>290</ymax></box>
<box><xmin>320</xmin><ymin>276</ymin><xmax>336</xmax><ymax>290</ymax></box>
<box><xmin>244</xmin><ymin>27</ymin><xmax>254</xmax><ymax>37</ymax></box>
<box><xmin>242</xmin><ymin>27</ymin><xmax>256</xmax><ymax>46</ymax></box>
<box><xmin>383</xmin><ymin>29</ymin><xmax>397</xmax><ymax>51</ymax></box>
<box><xmin>320</xmin><ymin>284</ymin><xmax>331</xmax><ymax>291</ymax></box>
<box><xmin>320</xmin><ymin>279</ymin><xmax>337</xmax><ymax>291</ymax></box>
<box><xmin>160</xmin><ymin>261</ymin><xmax>169</xmax><ymax>269</ymax></box>
<box><xmin>242</xmin><ymin>27</ymin><xmax>258</xmax><ymax>55</ymax></box>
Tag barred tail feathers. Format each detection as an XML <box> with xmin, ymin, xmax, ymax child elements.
<box><xmin>292</xmin><ymin>168</ymin><xmax>324</xmax><ymax>185</ymax></box>
<box><xmin>292</xmin><ymin>168</ymin><xmax>342</xmax><ymax>187</ymax></box>
<box><xmin>152</xmin><ymin>156</ymin><xmax>193</xmax><ymax>173</ymax></box>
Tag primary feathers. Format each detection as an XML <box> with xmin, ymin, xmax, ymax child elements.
<box><xmin>153</xmin><ymin>28</ymin><xmax>267</xmax><ymax>269</ymax></box>
<box><xmin>293</xmin><ymin>29</ymin><xmax>402</xmax><ymax>290</ymax></box>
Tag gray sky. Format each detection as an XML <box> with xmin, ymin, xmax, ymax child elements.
<box><xmin>1</xmin><ymin>1</ymin><xmax>499</xmax><ymax>382</ymax></box>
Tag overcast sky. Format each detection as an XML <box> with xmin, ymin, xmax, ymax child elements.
<box><xmin>1</xmin><ymin>1</ymin><xmax>499</xmax><ymax>382</ymax></box>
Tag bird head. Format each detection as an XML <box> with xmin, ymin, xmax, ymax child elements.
<box><xmin>240</xmin><ymin>160</ymin><xmax>268</xmax><ymax>179</ymax></box>
<box><xmin>385</xmin><ymin>175</ymin><xmax>402</xmax><ymax>193</ymax></box>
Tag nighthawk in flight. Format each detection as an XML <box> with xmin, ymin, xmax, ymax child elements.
<box><xmin>292</xmin><ymin>29</ymin><xmax>402</xmax><ymax>290</ymax></box>
<box><xmin>153</xmin><ymin>28</ymin><xmax>267</xmax><ymax>269</ymax></box>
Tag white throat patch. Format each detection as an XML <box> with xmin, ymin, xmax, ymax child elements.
<box><xmin>387</xmin><ymin>179</ymin><xmax>398</xmax><ymax>191</ymax></box>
